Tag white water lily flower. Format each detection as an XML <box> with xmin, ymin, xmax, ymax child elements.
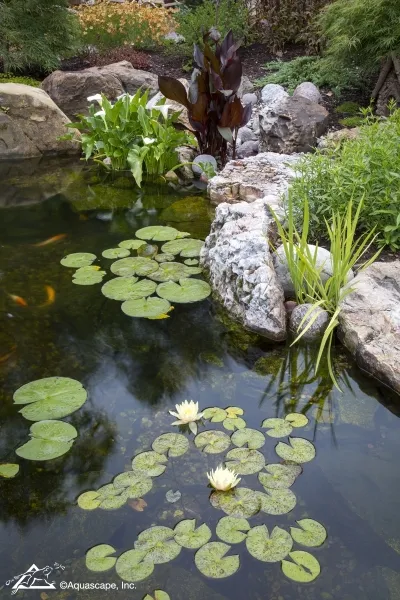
<box><xmin>87</xmin><ymin>94</ymin><xmax>102</xmax><ymax>104</ymax></box>
<box><xmin>207</xmin><ymin>465</ymin><xmax>241</xmax><ymax>491</ymax></box>
<box><xmin>169</xmin><ymin>400</ymin><xmax>203</xmax><ymax>434</ymax></box>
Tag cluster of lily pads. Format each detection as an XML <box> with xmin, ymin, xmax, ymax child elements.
<box><xmin>60</xmin><ymin>226</ymin><xmax>211</xmax><ymax>319</ymax></box>
<box><xmin>80</xmin><ymin>404</ymin><xmax>326</xmax><ymax>588</ymax></box>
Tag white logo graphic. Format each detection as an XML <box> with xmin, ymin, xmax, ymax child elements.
<box><xmin>6</xmin><ymin>562</ymin><xmax>65</xmax><ymax>594</ymax></box>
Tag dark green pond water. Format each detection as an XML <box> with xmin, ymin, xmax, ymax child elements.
<box><xmin>1</xmin><ymin>159</ymin><xmax>400</xmax><ymax>600</ymax></box>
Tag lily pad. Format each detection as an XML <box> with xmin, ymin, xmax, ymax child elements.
<box><xmin>285</xmin><ymin>413</ymin><xmax>309</xmax><ymax>427</ymax></box>
<box><xmin>134</xmin><ymin>526</ymin><xmax>181</xmax><ymax>564</ymax></box>
<box><xmin>203</xmin><ymin>407</ymin><xmax>227</xmax><ymax>422</ymax></box>
<box><xmin>72</xmin><ymin>271</ymin><xmax>105</xmax><ymax>285</ymax></box>
<box><xmin>166</xmin><ymin>489</ymin><xmax>181</xmax><ymax>503</ymax></box>
<box><xmin>157</xmin><ymin>278</ymin><xmax>211</xmax><ymax>303</ymax></box>
<box><xmin>257</xmin><ymin>488</ymin><xmax>297</xmax><ymax>515</ymax></box>
<box><xmin>144</xmin><ymin>591</ymin><xmax>170</xmax><ymax>600</ymax></box>
<box><xmin>111</xmin><ymin>257</ymin><xmax>158</xmax><ymax>277</ymax></box>
<box><xmin>194</xmin><ymin>430</ymin><xmax>231</xmax><ymax>454</ymax></box>
<box><xmin>77</xmin><ymin>490</ymin><xmax>101</xmax><ymax>510</ymax></box>
<box><xmin>115</xmin><ymin>549</ymin><xmax>154</xmax><ymax>582</ymax></box>
<box><xmin>225</xmin><ymin>448</ymin><xmax>265</xmax><ymax>475</ymax></box>
<box><xmin>225</xmin><ymin>407</ymin><xmax>244</xmax><ymax>418</ymax></box>
<box><xmin>97</xmin><ymin>483</ymin><xmax>122</xmax><ymax>498</ymax></box>
<box><xmin>184</xmin><ymin>259</ymin><xmax>199</xmax><ymax>266</ymax></box>
<box><xmin>60</xmin><ymin>252</ymin><xmax>96</xmax><ymax>268</ymax></box>
<box><xmin>231</xmin><ymin>428</ymin><xmax>265</xmax><ymax>450</ymax></box>
<box><xmin>99</xmin><ymin>494</ymin><xmax>128</xmax><ymax>510</ymax></box>
<box><xmin>195</xmin><ymin>542</ymin><xmax>239</xmax><ymax>579</ymax></box>
<box><xmin>0</xmin><ymin>463</ymin><xmax>19</xmax><ymax>478</ymax></box>
<box><xmin>162</xmin><ymin>238</ymin><xmax>204</xmax><ymax>258</ymax></box>
<box><xmin>113</xmin><ymin>471</ymin><xmax>153</xmax><ymax>498</ymax></box>
<box><xmin>132</xmin><ymin>451</ymin><xmax>167</xmax><ymax>477</ymax></box>
<box><xmin>74</xmin><ymin>265</ymin><xmax>103</xmax><ymax>276</ymax></box>
<box><xmin>155</xmin><ymin>253</ymin><xmax>175</xmax><ymax>263</ymax></box>
<box><xmin>246</xmin><ymin>526</ymin><xmax>292</xmax><ymax>563</ymax></box>
<box><xmin>152</xmin><ymin>433</ymin><xmax>189</xmax><ymax>457</ymax></box>
<box><xmin>16</xmin><ymin>438</ymin><xmax>73</xmax><ymax>461</ymax></box>
<box><xmin>210</xmin><ymin>487</ymin><xmax>261</xmax><ymax>518</ymax></box>
<box><xmin>258</xmin><ymin>463</ymin><xmax>302</xmax><ymax>490</ymax></box>
<box><xmin>149</xmin><ymin>262</ymin><xmax>202</xmax><ymax>282</ymax></box>
<box><xmin>216</xmin><ymin>516</ymin><xmax>250</xmax><ymax>544</ymax></box>
<box><xmin>29</xmin><ymin>420</ymin><xmax>78</xmax><ymax>442</ymax></box>
<box><xmin>136</xmin><ymin>226</ymin><xmax>189</xmax><ymax>242</ymax></box>
<box><xmin>101</xmin><ymin>277</ymin><xmax>157</xmax><ymax>301</ymax></box>
<box><xmin>122</xmin><ymin>297</ymin><xmax>171</xmax><ymax>319</ymax></box>
<box><xmin>13</xmin><ymin>376</ymin><xmax>87</xmax><ymax>421</ymax></box>
<box><xmin>86</xmin><ymin>544</ymin><xmax>117</xmax><ymax>572</ymax></box>
<box><xmin>119</xmin><ymin>239</ymin><xmax>147</xmax><ymax>250</ymax></box>
<box><xmin>275</xmin><ymin>438</ymin><xmax>316</xmax><ymax>464</ymax></box>
<box><xmin>223</xmin><ymin>417</ymin><xmax>246</xmax><ymax>431</ymax></box>
<box><xmin>290</xmin><ymin>519</ymin><xmax>327</xmax><ymax>547</ymax></box>
<box><xmin>102</xmin><ymin>247</ymin><xmax>130</xmax><ymax>259</ymax></box>
<box><xmin>174</xmin><ymin>519</ymin><xmax>212</xmax><ymax>549</ymax></box>
<box><xmin>281</xmin><ymin>551</ymin><xmax>321</xmax><ymax>583</ymax></box>
<box><xmin>262</xmin><ymin>418</ymin><xmax>293</xmax><ymax>438</ymax></box>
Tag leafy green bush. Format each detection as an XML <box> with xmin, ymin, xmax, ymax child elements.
<box><xmin>66</xmin><ymin>90</ymin><xmax>194</xmax><ymax>187</ymax></box>
<box><xmin>0</xmin><ymin>73</ymin><xmax>41</xmax><ymax>87</ymax></box>
<box><xmin>0</xmin><ymin>0</ymin><xmax>81</xmax><ymax>73</ymax></box>
<box><xmin>289</xmin><ymin>108</ymin><xmax>400</xmax><ymax>249</ymax></box>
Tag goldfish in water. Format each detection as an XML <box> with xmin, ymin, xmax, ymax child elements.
<box><xmin>8</xmin><ymin>294</ymin><xmax>28</xmax><ymax>307</ymax></box>
<box><xmin>0</xmin><ymin>345</ymin><xmax>16</xmax><ymax>364</ymax></box>
<box><xmin>40</xmin><ymin>285</ymin><xmax>56</xmax><ymax>307</ymax></box>
<box><xmin>33</xmin><ymin>234</ymin><xmax>67</xmax><ymax>247</ymax></box>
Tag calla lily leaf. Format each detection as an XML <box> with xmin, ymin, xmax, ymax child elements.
<box><xmin>258</xmin><ymin>463</ymin><xmax>302</xmax><ymax>490</ymax></box>
<box><xmin>116</xmin><ymin>549</ymin><xmax>154</xmax><ymax>582</ymax></box>
<box><xmin>223</xmin><ymin>417</ymin><xmax>246</xmax><ymax>431</ymax></box>
<box><xmin>257</xmin><ymin>488</ymin><xmax>297</xmax><ymax>515</ymax></box>
<box><xmin>216</xmin><ymin>516</ymin><xmax>250</xmax><ymax>544</ymax></box>
<box><xmin>203</xmin><ymin>407</ymin><xmax>227</xmax><ymax>422</ymax></box>
<box><xmin>29</xmin><ymin>420</ymin><xmax>78</xmax><ymax>442</ymax></box>
<box><xmin>136</xmin><ymin>226</ymin><xmax>190</xmax><ymax>242</ymax></box>
<box><xmin>162</xmin><ymin>238</ymin><xmax>204</xmax><ymax>258</ymax></box>
<box><xmin>132</xmin><ymin>451</ymin><xmax>167</xmax><ymax>477</ymax></box>
<box><xmin>122</xmin><ymin>297</ymin><xmax>171</xmax><ymax>319</ymax></box>
<box><xmin>118</xmin><ymin>239</ymin><xmax>147</xmax><ymax>250</ymax></box>
<box><xmin>111</xmin><ymin>257</ymin><xmax>158</xmax><ymax>277</ymax></box>
<box><xmin>60</xmin><ymin>252</ymin><xmax>96</xmax><ymax>268</ymax></box>
<box><xmin>134</xmin><ymin>526</ymin><xmax>181</xmax><ymax>564</ymax></box>
<box><xmin>13</xmin><ymin>376</ymin><xmax>87</xmax><ymax>421</ymax></box>
<box><xmin>281</xmin><ymin>551</ymin><xmax>321</xmax><ymax>583</ymax></box>
<box><xmin>16</xmin><ymin>438</ymin><xmax>73</xmax><ymax>461</ymax></box>
<box><xmin>152</xmin><ymin>433</ymin><xmax>189</xmax><ymax>457</ymax></box>
<box><xmin>290</xmin><ymin>519</ymin><xmax>327</xmax><ymax>547</ymax></box>
<box><xmin>155</xmin><ymin>253</ymin><xmax>176</xmax><ymax>263</ymax></box>
<box><xmin>0</xmin><ymin>463</ymin><xmax>19</xmax><ymax>478</ymax></box>
<box><xmin>275</xmin><ymin>438</ymin><xmax>316</xmax><ymax>463</ymax></box>
<box><xmin>194</xmin><ymin>430</ymin><xmax>231</xmax><ymax>454</ymax></box>
<box><xmin>102</xmin><ymin>277</ymin><xmax>157</xmax><ymax>301</ymax></box>
<box><xmin>144</xmin><ymin>591</ymin><xmax>170</xmax><ymax>600</ymax></box>
<box><xmin>149</xmin><ymin>262</ymin><xmax>202</xmax><ymax>282</ymax></box>
<box><xmin>86</xmin><ymin>544</ymin><xmax>117</xmax><ymax>572</ymax></box>
<box><xmin>262</xmin><ymin>418</ymin><xmax>293</xmax><ymax>438</ymax></box>
<box><xmin>77</xmin><ymin>490</ymin><xmax>101</xmax><ymax>510</ymax></box>
<box><xmin>174</xmin><ymin>519</ymin><xmax>212</xmax><ymax>549</ymax></box>
<box><xmin>285</xmin><ymin>413</ymin><xmax>309</xmax><ymax>427</ymax></box>
<box><xmin>195</xmin><ymin>542</ymin><xmax>239</xmax><ymax>578</ymax></box>
<box><xmin>210</xmin><ymin>487</ymin><xmax>261</xmax><ymax>518</ymax></box>
<box><xmin>225</xmin><ymin>407</ymin><xmax>244</xmax><ymax>418</ymax></box>
<box><xmin>102</xmin><ymin>247</ymin><xmax>130</xmax><ymax>259</ymax></box>
<box><xmin>225</xmin><ymin>448</ymin><xmax>265</xmax><ymax>475</ymax></box>
<box><xmin>113</xmin><ymin>471</ymin><xmax>153</xmax><ymax>498</ymax></box>
<box><xmin>246</xmin><ymin>525</ymin><xmax>292</xmax><ymax>563</ymax></box>
<box><xmin>184</xmin><ymin>259</ymin><xmax>199</xmax><ymax>266</ymax></box>
<box><xmin>231</xmin><ymin>428</ymin><xmax>265</xmax><ymax>450</ymax></box>
<box><xmin>157</xmin><ymin>278</ymin><xmax>211</xmax><ymax>303</ymax></box>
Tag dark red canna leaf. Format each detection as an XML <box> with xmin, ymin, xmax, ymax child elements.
<box><xmin>222</xmin><ymin>58</ymin><xmax>242</xmax><ymax>93</ymax></box>
<box><xmin>193</xmin><ymin>44</ymin><xmax>205</xmax><ymax>69</ymax></box>
<box><xmin>158</xmin><ymin>76</ymin><xmax>189</xmax><ymax>108</ymax></box>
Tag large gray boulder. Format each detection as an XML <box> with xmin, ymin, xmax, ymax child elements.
<box><xmin>259</xmin><ymin>96</ymin><xmax>329</xmax><ymax>154</ymax></box>
<box><xmin>0</xmin><ymin>84</ymin><xmax>80</xmax><ymax>160</ymax></box>
<box><xmin>338</xmin><ymin>262</ymin><xmax>400</xmax><ymax>394</ymax></box>
<box><xmin>200</xmin><ymin>199</ymin><xmax>287</xmax><ymax>341</ymax></box>
<box><xmin>41</xmin><ymin>61</ymin><xmax>158</xmax><ymax>119</ymax></box>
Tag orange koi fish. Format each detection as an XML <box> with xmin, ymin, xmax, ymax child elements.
<box><xmin>40</xmin><ymin>285</ymin><xmax>56</xmax><ymax>307</ymax></box>
<box><xmin>0</xmin><ymin>345</ymin><xmax>16</xmax><ymax>364</ymax></box>
<box><xmin>33</xmin><ymin>234</ymin><xmax>67</xmax><ymax>247</ymax></box>
<box><xmin>8</xmin><ymin>294</ymin><xmax>28</xmax><ymax>307</ymax></box>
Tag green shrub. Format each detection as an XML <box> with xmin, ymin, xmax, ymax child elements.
<box><xmin>0</xmin><ymin>73</ymin><xmax>41</xmax><ymax>87</ymax></box>
<box><xmin>0</xmin><ymin>0</ymin><xmax>81</xmax><ymax>73</ymax></box>
<box><xmin>334</xmin><ymin>101</ymin><xmax>360</xmax><ymax>115</ymax></box>
<box><xmin>338</xmin><ymin>116</ymin><xmax>364</xmax><ymax>127</ymax></box>
<box><xmin>288</xmin><ymin>107</ymin><xmax>400</xmax><ymax>249</ymax></box>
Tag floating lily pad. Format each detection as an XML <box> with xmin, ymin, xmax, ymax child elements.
<box><xmin>195</xmin><ymin>542</ymin><xmax>239</xmax><ymax>579</ymax></box>
<box><xmin>102</xmin><ymin>277</ymin><xmax>157</xmax><ymax>301</ymax></box>
<box><xmin>149</xmin><ymin>262</ymin><xmax>202</xmax><ymax>282</ymax></box>
<box><xmin>285</xmin><ymin>413</ymin><xmax>309</xmax><ymax>428</ymax></box>
<box><xmin>29</xmin><ymin>420</ymin><xmax>78</xmax><ymax>442</ymax></box>
<box><xmin>115</xmin><ymin>549</ymin><xmax>154</xmax><ymax>582</ymax></box>
<box><xmin>74</xmin><ymin>265</ymin><xmax>103</xmax><ymax>276</ymax></box>
<box><xmin>113</xmin><ymin>471</ymin><xmax>153</xmax><ymax>498</ymax></box>
<box><xmin>223</xmin><ymin>417</ymin><xmax>246</xmax><ymax>431</ymax></box>
<box><xmin>262</xmin><ymin>418</ymin><xmax>293</xmax><ymax>438</ymax></box>
<box><xmin>225</xmin><ymin>448</ymin><xmax>265</xmax><ymax>475</ymax></box>
<box><xmin>258</xmin><ymin>463</ymin><xmax>302</xmax><ymax>490</ymax></box>
<box><xmin>97</xmin><ymin>483</ymin><xmax>122</xmax><ymax>498</ymax></box>
<box><xmin>144</xmin><ymin>591</ymin><xmax>170</xmax><ymax>600</ymax></box>
<box><xmin>122</xmin><ymin>297</ymin><xmax>171</xmax><ymax>319</ymax></box>
<box><xmin>0</xmin><ymin>463</ymin><xmax>19</xmax><ymax>478</ymax></box>
<box><xmin>134</xmin><ymin>526</ymin><xmax>181</xmax><ymax>564</ymax></box>
<box><xmin>102</xmin><ymin>247</ymin><xmax>130</xmax><ymax>259</ymax></box>
<box><xmin>60</xmin><ymin>252</ymin><xmax>96</xmax><ymax>268</ymax></box>
<box><xmin>174</xmin><ymin>519</ymin><xmax>212</xmax><ymax>549</ymax></box>
<box><xmin>77</xmin><ymin>490</ymin><xmax>101</xmax><ymax>510</ymax></box>
<box><xmin>203</xmin><ymin>407</ymin><xmax>227</xmax><ymax>422</ymax></box>
<box><xmin>231</xmin><ymin>428</ymin><xmax>265</xmax><ymax>450</ymax></box>
<box><xmin>155</xmin><ymin>253</ymin><xmax>175</xmax><ymax>263</ymax></box>
<box><xmin>194</xmin><ymin>430</ymin><xmax>231</xmax><ymax>454</ymax></box>
<box><xmin>275</xmin><ymin>438</ymin><xmax>316</xmax><ymax>463</ymax></box>
<box><xmin>152</xmin><ymin>433</ymin><xmax>189</xmax><ymax>457</ymax></box>
<box><xmin>13</xmin><ymin>376</ymin><xmax>87</xmax><ymax>421</ymax></box>
<box><xmin>281</xmin><ymin>551</ymin><xmax>321</xmax><ymax>583</ymax></box>
<box><xmin>166</xmin><ymin>489</ymin><xmax>181</xmax><ymax>503</ymax></box>
<box><xmin>210</xmin><ymin>487</ymin><xmax>261</xmax><ymax>518</ymax></box>
<box><xmin>119</xmin><ymin>239</ymin><xmax>147</xmax><ymax>251</ymax></box>
<box><xmin>225</xmin><ymin>407</ymin><xmax>244</xmax><ymax>418</ymax></box>
<box><xmin>246</xmin><ymin>526</ymin><xmax>292</xmax><ymax>563</ymax></box>
<box><xmin>86</xmin><ymin>544</ymin><xmax>117</xmax><ymax>572</ymax></box>
<box><xmin>216</xmin><ymin>516</ymin><xmax>250</xmax><ymax>544</ymax></box>
<box><xmin>157</xmin><ymin>278</ymin><xmax>211</xmax><ymax>303</ymax></box>
<box><xmin>72</xmin><ymin>271</ymin><xmax>105</xmax><ymax>285</ymax></box>
<box><xmin>99</xmin><ymin>494</ymin><xmax>129</xmax><ymax>510</ymax></box>
<box><xmin>132</xmin><ymin>451</ymin><xmax>167</xmax><ymax>477</ymax></box>
<box><xmin>290</xmin><ymin>519</ymin><xmax>327</xmax><ymax>547</ymax></box>
<box><xmin>162</xmin><ymin>238</ymin><xmax>204</xmax><ymax>258</ymax></box>
<box><xmin>16</xmin><ymin>438</ymin><xmax>73</xmax><ymax>461</ymax></box>
<box><xmin>257</xmin><ymin>488</ymin><xmax>297</xmax><ymax>515</ymax></box>
<box><xmin>136</xmin><ymin>226</ymin><xmax>189</xmax><ymax>242</ymax></box>
<box><xmin>111</xmin><ymin>257</ymin><xmax>158</xmax><ymax>277</ymax></box>
<box><xmin>184</xmin><ymin>259</ymin><xmax>199</xmax><ymax>266</ymax></box>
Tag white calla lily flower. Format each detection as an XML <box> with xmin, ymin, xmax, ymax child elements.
<box><xmin>207</xmin><ymin>465</ymin><xmax>241</xmax><ymax>491</ymax></box>
<box><xmin>94</xmin><ymin>110</ymin><xmax>106</xmax><ymax>117</ymax></box>
<box><xmin>169</xmin><ymin>400</ymin><xmax>203</xmax><ymax>434</ymax></box>
<box><xmin>87</xmin><ymin>94</ymin><xmax>103</xmax><ymax>104</ymax></box>
<box><xmin>143</xmin><ymin>137</ymin><xmax>156</xmax><ymax>145</ymax></box>
<box><xmin>146</xmin><ymin>100</ymin><xmax>172</xmax><ymax>120</ymax></box>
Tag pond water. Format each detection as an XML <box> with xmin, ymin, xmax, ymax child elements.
<box><xmin>1</xmin><ymin>159</ymin><xmax>400</xmax><ymax>600</ymax></box>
